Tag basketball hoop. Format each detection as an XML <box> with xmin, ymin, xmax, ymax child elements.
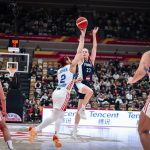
<box><xmin>7</xmin><ymin>68</ymin><xmax>17</xmax><ymax>77</ymax></box>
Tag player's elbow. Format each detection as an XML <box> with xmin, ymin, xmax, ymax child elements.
<box><xmin>138</xmin><ymin>71</ymin><xmax>146</xmax><ymax>78</ymax></box>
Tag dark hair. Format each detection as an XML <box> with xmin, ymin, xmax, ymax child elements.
<box><xmin>57</xmin><ymin>57</ymin><xmax>68</xmax><ymax>67</ymax></box>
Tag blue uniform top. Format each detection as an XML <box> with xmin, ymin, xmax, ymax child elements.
<box><xmin>78</xmin><ymin>59</ymin><xmax>94</xmax><ymax>83</ymax></box>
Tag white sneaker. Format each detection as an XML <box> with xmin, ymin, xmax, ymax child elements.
<box><xmin>78</xmin><ymin>108</ymin><xmax>87</xmax><ymax>119</ymax></box>
<box><xmin>71</xmin><ymin>129</ymin><xmax>78</xmax><ymax>139</ymax></box>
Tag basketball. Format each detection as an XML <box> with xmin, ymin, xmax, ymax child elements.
<box><xmin>76</xmin><ymin>17</ymin><xmax>88</xmax><ymax>30</ymax></box>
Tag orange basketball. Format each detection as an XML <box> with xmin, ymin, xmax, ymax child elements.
<box><xmin>76</xmin><ymin>17</ymin><xmax>88</xmax><ymax>30</ymax></box>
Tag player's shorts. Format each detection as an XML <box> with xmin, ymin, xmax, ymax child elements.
<box><xmin>52</xmin><ymin>87</ymin><xmax>70</xmax><ymax>111</ymax></box>
<box><xmin>142</xmin><ymin>94</ymin><xmax>150</xmax><ymax>118</ymax></box>
<box><xmin>74</xmin><ymin>81</ymin><xmax>94</xmax><ymax>99</ymax></box>
<box><xmin>75</xmin><ymin>82</ymin><xmax>86</xmax><ymax>93</ymax></box>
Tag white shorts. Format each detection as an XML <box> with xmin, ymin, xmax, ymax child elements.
<box><xmin>75</xmin><ymin>82</ymin><xmax>86</xmax><ymax>93</ymax></box>
<box><xmin>142</xmin><ymin>94</ymin><xmax>150</xmax><ymax>118</ymax></box>
<box><xmin>52</xmin><ymin>88</ymin><xmax>70</xmax><ymax>111</ymax></box>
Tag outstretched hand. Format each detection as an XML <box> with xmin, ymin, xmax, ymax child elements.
<box><xmin>127</xmin><ymin>77</ymin><xmax>134</xmax><ymax>84</ymax></box>
<box><xmin>80</xmin><ymin>28</ymin><xmax>86</xmax><ymax>37</ymax></box>
<box><xmin>92</xmin><ymin>27</ymin><xmax>99</xmax><ymax>35</ymax></box>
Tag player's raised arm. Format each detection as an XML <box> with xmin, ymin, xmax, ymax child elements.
<box><xmin>127</xmin><ymin>51</ymin><xmax>150</xmax><ymax>84</ymax></box>
<box><xmin>90</xmin><ymin>27</ymin><xmax>99</xmax><ymax>65</ymax></box>
<box><xmin>77</xmin><ymin>28</ymin><xmax>86</xmax><ymax>54</ymax></box>
<box><xmin>72</xmin><ymin>29</ymin><xmax>86</xmax><ymax>66</ymax></box>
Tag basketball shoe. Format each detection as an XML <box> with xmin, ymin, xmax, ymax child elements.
<box><xmin>52</xmin><ymin>134</ymin><xmax>62</xmax><ymax>148</ymax></box>
<box><xmin>28</xmin><ymin>127</ymin><xmax>37</xmax><ymax>143</ymax></box>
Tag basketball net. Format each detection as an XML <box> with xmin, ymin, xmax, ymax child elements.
<box><xmin>7</xmin><ymin>68</ymin><xmax>17</xmax><ymax>77</ymax></box>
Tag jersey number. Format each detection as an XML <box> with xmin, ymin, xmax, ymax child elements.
<box><xmin>60</xmin><ymin>74</ymin><xmax>66</xmax><ymax>83</ymax></box>
<box><xmin>86</xmin><ymin>68</ymin><xmax>91</xmax><ymax>73</ymax></box>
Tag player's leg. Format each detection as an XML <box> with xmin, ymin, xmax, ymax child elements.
<box><xmin>53</xmin><ymin>112</ymin><xmax>65</xmax><ymax>148</ymax></box>
<box><xmin>29</xmin><ymin>89</ymin><xmax>68</xmax><ymax>146</ymax></box>
<box><xmin>138</xmin><ymin>111</ymin><xmax>150</xmax><ymax>150</ymax></box>
<box><xmin>78</xmin><ymin>85</ymin><xmax>93</xmax><ymax>118</ymax></box>
<box><xmin>35</xmin><ymin>108</ymin><xmax>63</xmax><ymax>132</ymax></box>
<box><xmin>52</xmin><ymin>90</ymin><xmax>70</xmax><ymax>147</ymax></box>
<box><xmin>72</xmin><ymin>83</ymin><xmax>93</xmax><ymax>137</ymax></box>
<box><xmin>72</xmin><ymin>99</ymin><xmax>82</xmax><ymax>137</ymax></box>
<box><xmin>0</xmin><ymin>112</ymin><xmax>14</xmax><ymax>150</ymax></box>
<box><xmin>138</xmin><ymin>97</ymin><xmax>150</xmax><ymax>150</ymax></box>
<box><xmin>75</xmin><ymin>83</ymin><xmax>93</xmax><ymax>119</ymax></box>
<box><xmin>54</xmin><ymin>112</ymin><xmax>65</xmax><ymax>135</ymax></box>
<box><xmin>29</xmin><ymin>108</ymin><xmax>63</xmax><ymax>143</ymax></box>
<box><xmin>79</xmin><ymin>85</ymin><xmax>93</xmax><ymax>106</ymax></box>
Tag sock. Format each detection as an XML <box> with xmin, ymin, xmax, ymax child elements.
<box><xmin>74</xmin><ymin>123</ymin><xmax>78</xmax><ymax>131</ymax></box>
<box><xmin>81</xmin><ymin>104</ymin><xmax>85</xmax><ymax>110</ymax></box>
<box><xmin>78</xmin><ymin>104</ymin><xmax>85</xmax><ymax>115</ymax></box>
<box><xmin>35</xmin><ymin>109</ymin><xmax>62</xmax><ymax>132</ymax></box>
<box><xmin>6</xmin><ymin>140</ymin><xmax>14</xmax><ymax>150</ymax></box>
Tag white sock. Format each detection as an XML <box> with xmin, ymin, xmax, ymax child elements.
<box><xmin>78</xmin><ymin>105</ymin><xmax>85</xmax><ymax>114</ymax></box>
<box><xmin>36</xmin><ymin>109</ymin><xmax>63</xmax><ymax>132</ymax></box>
<box><xmin>74</xmin><ymin>123</ymin><xmax>78</xmax><ymax>130</ymax></box>
<box><xmin>81</xmin><ymin>104</ymin><xmax>85</xmax><ymax>110</ymax></box>
<box><xmin>6</xmin><ymin>140</ymin><xmax>14</xmax><ymax>150</ymax></box>
<box><xmin>82</xmin><ymin>104</ymin><xmax>85</xmax><ymax>109</ymax></box>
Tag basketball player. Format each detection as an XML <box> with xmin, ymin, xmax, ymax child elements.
<box><xmin>29</xmin><ymin>28</ymin><xmax>86</xmax><ymax>147</ymax></box>
<box><xmin>127</xmin><ymin>50</ymin><xmax>150</xmax><ymax>150</ymax></box>
<box><xmin>72</xmin><ymin>27</ymin><xmax>99</xmax><ymax>137</ymax></box>
<box><xmin>0</xmin><ymin>78</ymin><xmax>14</xmax><ymax>149</ymax></box>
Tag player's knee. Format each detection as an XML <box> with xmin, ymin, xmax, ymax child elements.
<box><xmin>138</xmin><ymin>130</ymin><xmax>149</xmax><ymax>142</ymax></box>
<box><xmin>84</xmin><ymin>88</ymin><xmax>93</xmax><ymax>96</ymax></box>
<box><xmin>88</xmin><ymin>89</ymin><xmax>93</xmax><ymax>96</ymax></box>
<box><xmin>138</xmin><ymin>127</ymin><xmax>149</xmax><ymax>136</ymax></box>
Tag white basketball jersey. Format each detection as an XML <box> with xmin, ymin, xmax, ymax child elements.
<box><xmin>57</xmin><ymin>65</ymin><xmax>75</xmax><ymax>91</ymax></box>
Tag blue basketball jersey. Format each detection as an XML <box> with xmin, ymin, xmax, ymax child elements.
<box><xmin>78</xmin><ymin>59</ymin><xmax>94</xmax><ymax>82</ymax></box>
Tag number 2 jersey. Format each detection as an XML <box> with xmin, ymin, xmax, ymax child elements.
<box><xmin>57</xmin><ymin>64</ymin><xmax>76</xmax><ymax>91</ymax></box>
